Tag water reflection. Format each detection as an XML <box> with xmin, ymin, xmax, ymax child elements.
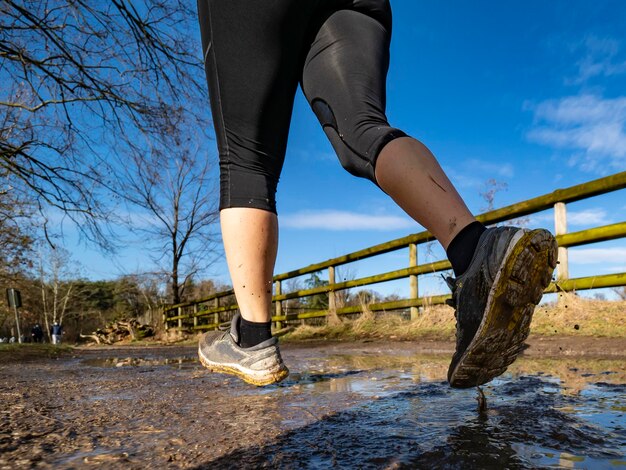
<box><xmin>207</xmin><ymin>353</ymin><xmax>625</xmax><ymax>468</ymax></box>
<box><xmin>82</xmin><ymin>356</ymin><xmax>197</xmax><ymax>369</ymax></box>
<box><xmin>205</xmin><ymin>374</ymin><xmax>625</xmax><ymax>469</ymax></box>
<box><xmin>78</xmin><ymin>349</ymin><xmax>625</xmax><ymax>468</ymax></box>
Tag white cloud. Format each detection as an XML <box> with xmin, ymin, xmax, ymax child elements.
<box><xmin>465</xmin><ymin>159</ymin><xmax>514</xmax><ymax>178</ymax></box>
<box><xmin>529</xmin><ymin>207</ymin><xmax>610</xmax><ymax>227</ymax></box>
<box><xmin>445</xmin><ymin>159</ymin><xmax>514</xmax><ymax>190</ymax></box>
<box><xmin>606</xmin><ymin>265</ymin><xmax>626</xmax><ymax>273</ymax></box>
<box><xmin>445</xmin><ymin>168</ymin><xmax>482</xmax><ymax>189</ymax></box>
<box><xmin>568</xmin><ymin>36</ymin><xmax>626</xmax><ymax>85</ymax></box>
<box><xmin>526</xmin><ymin>94</ymin><xmax>626</xmax><ymax>171</ymax></box>
<box><xmin>279</xmin><ymin>210</ymin><xmax>415</xmax><ymax>231</ymax></box>
<box><xmin>567</xmin><ymin>208</ymin><xmax>609</xmax><ymax>226</ymax></box>
<box><xmin>569</xmin><ymin>247</ymin><xmax>626</xmax><ymax>265</ymax></box>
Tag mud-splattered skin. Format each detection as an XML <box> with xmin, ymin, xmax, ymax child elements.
<box><xmin>1</xmin><ymin>340</ymin><xmax>624</xmax><ymax>469</ymax></box>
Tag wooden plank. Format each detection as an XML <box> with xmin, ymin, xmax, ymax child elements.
<box><xmin>409</xmin><ymin>243</ymin><xmax>418</xmax><ymax>320</ymax></box>
<box><xmin>557</xmin><ymin>222</ymin><xmax>626</xmax><ymax>248</ymax></box>
<box><xmin>274</xmin><ymin>280</ymin><xmax>282</xmax><ymax>330</ymax></box>
<box><xmin>554</xmin><ymin>202</ymin><xmax>569</xmax><ymax>281</ymax></box>
<box><xmin>544</xmin><ymin>272</ymin><xmax>626</xmax><ymax>293</ymax></box>
<box><xmin>328</xmin><ymin>266</ymin><xmax>336</xmax><ymax>312</ymax></box>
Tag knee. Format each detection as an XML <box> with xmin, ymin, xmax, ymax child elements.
<box><xmin>311</xmin><ymin>98</ymin><xmax>406</xmax><ymax>182</ymax></box>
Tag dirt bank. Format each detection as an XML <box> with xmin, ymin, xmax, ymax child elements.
<box><xmin>3</xmin><ymin>332</ymin><xmax>625</xmax><ymax>364</ymax></box>
<box><xmin>284</xmin><ymin>334</ymin><xmax>626</xmax><ymax>358</ymax></box>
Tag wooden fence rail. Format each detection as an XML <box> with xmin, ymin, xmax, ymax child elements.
<box><xmin>164</xmin><ymin>171</ymin><xmax>626</xmax><ymax>331</ymax></box>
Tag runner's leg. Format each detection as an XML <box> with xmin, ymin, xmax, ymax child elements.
<box><xmin>198</xmin><ymin>0</ymin><xmax>315</xmax><ymax>324</ymax></box>
<box><xmin>301</xmin><ymin>6</ymin><xmax>477</xmax><ymax>251</ymax></box>
<box><xmin>375</xmin><ymin>138</ymin><xmax>475</xmax><ymax>249</ymax></box>
<box><xmin>220</xmin><ymin>208</ymin><xmax>277</xmax><ymax>323</ymax></box>
<box><xmin>301</xmin><ymin>3</ymin><xmax>556</xmax><ymax>389</ymax></box>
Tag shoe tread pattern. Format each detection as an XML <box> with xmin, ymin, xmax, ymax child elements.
<box><xmin>449</xmin><ymin>229</ymin><xmax>557</xmax><ymax>388</ymax></box>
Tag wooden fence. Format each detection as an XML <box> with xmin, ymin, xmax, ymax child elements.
<box><xmin>163</xmin><ymin>171</ymin><xmax>626</xmax><ymax>331</ymax></box>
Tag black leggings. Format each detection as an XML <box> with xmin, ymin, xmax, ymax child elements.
<box><xmin>198</xmin><ymin>0</ymin><xmax>407</xmax><ymax>213</ymax></box>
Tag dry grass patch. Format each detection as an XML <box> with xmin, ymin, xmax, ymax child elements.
<box><xmin>531</xmin><ymin>292</ymin><xmax>626</xmax><ymax>337</ymax></box>
<box><xmin>284</xmin><ymin>293</ymin><xmax>626</xmax><ymax>341</ymax></box>
<box><xmin>285</xmin><ymin>304</ymin><xmax>456</xmax><ymax>342</ymax></box>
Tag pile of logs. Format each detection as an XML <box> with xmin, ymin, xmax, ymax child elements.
<box><xmin>79</xmin><ymin>319</ymin><xmax>154</xmax><ymax>344</ymax></box>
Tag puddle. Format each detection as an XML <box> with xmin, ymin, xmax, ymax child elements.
<box><xmin>81</xmin><ymin>356</ymin><xmax>198</xmax><ymax>369</ymax></box>
<box><xmin>4</xmin><ymin>345</ymin><xmax>625</xmax><ymax>469</ymax></box>
<box><xmin>59</xmin><ymin>450</ymin><xmax>132</xmax><ymax>466</ymax></box>
<box><xmin>208</xmin><ymin>353</ymin><xmax>626</xmax><ymax>468</ymax></box>
<box><xmin>210</xmin><ymin>376</ymin><xmax>625</xmax><ymax>468</ymax></box>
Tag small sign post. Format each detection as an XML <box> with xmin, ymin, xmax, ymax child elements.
<box><xmin>6</xmin><ymin>288</ymin><xmax>22</xmax><ymax>344</ymax></box>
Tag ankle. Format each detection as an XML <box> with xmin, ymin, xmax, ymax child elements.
<box><xmin>446</xmin><ymin>221</ymin><xmax>487</xmax><ymax>276</ymax></box>
<box><xmin>239</xmin><ymin>316</ymin><xmax>272</xmax><ymax>348</ymax></box>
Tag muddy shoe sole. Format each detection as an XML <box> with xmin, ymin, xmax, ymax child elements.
<box><xmin>198</xmin><ymin>346</ymin><xmax>289</xmax><ymax>387</ymax></box>
<box><xmin>448</xmin><ymin>229</ymin><xmax>558</xmax><ymax>388</ymax></box>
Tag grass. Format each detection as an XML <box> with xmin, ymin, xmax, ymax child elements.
<box><xmin>531</xmin><ymin>293</ymin><xmax>626</xmax><ymax>337</ymax></box>
<box><xmin>283</xmin><ymin>293</ymin><xmax>626</xmax><ymax>342</ymax></box>
<box><xmin>0</xmin><ymin>343</ymin><xmax>74</xmax><ymax>362</ymax></box>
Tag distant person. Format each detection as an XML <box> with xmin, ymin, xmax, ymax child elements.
<box><xmin>51</xmin><ymin>322</ymin><xmax>63</xmax><ymax>345</ymax></box>
<box><xmin>31</xmin><ymin>324</ymin><xmax>44</xmax><ymax>343</ymax></box>
<box><xmin>196</xmin><ymin>0</ymin><xmax>557</xmax><ymax>388</ymax></box>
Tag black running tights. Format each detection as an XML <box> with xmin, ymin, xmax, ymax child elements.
<box><xmin>197</xmin><ymin>0</ymin><xmax>407</xmax><ymax>212</ymax></box>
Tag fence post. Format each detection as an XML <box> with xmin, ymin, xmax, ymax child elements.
<box><xmin>193</xmin><ymin>304</ymin><xmax>198</xmax><ymax>329</ymax></box>
<box><xmin>554</xmin><ymin>202</ymin><xmax>569</xmax><ymax>302</ymax></box>
<box><xmin>409</xmin><ymin>243</ymin><xmax>419</xmax><ymax>320</ymax></box>
<box><xmin>275</xmin><ymin>280</ymin><xmax>283</xmax><ymax>330</ymax></box>
<box><xmin>213</xmin><ymin>298</ymin><xmax>219</xmax><ymax>327</ymax></box>
<box><xmin>328</xmin><ymin>265</ymin><xmax>339</xmax><ymax>325</ymax></box>
<box><xmin>177</xmin><ymin>306</ymin><xmax>183</xmax><ymax>329</ymax></box>
<box><xmin>328</xmin><ymin>266</ymin><xmax>336</xmax><ymax>312</ymax></box>
<box><xmin>163</xmin><ymin>308</ymin><xmax>169</xmax><ymax>331</ymax></box>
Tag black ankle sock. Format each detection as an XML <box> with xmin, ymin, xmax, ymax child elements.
<box><xmin>239</xmin><ymin>317</ymin><xmax>272</xmax><ymax>348</ymax></box>
<box><xmin>446</xmin><ymin>221</ymin><xmax>487</xmax><ymax>277</ymax></box>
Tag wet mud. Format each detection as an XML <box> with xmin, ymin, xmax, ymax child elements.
<box><xmin>1</xmin><ymin>341</ymin><xmax>624</xmax><ymax>469</ymax></box>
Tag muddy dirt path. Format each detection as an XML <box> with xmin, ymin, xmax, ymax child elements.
<box><xmin>1</xmin><ymin>338</ymin><xmax>625</xmax><ymax>469</ymax></box>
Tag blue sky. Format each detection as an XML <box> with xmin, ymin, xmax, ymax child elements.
<box><xmin>69</xmin><ymin>1</ymin><xmax>626</xmax><ymax>300</ymax></box>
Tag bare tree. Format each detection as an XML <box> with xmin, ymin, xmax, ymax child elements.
<box><xmin>284</xmin><ymin>277</ymin><xmax>305</xmax><ymax>316</ymax></box>
<box><xmin>480</xmin><ymin>178</ymin><xmax>509</xmax><ymax>212</ymax></box>
<box><xmin>0</xmin><ymin>0</ymin><xmax>210</xmax><ymax>248</ymax></box>
<box><xmin>613</xmin><ymin>287</ymin><xmax>626</xmax><ymax>301</ymax></box>
<box><xmin>0</xmin><ymin>178</ymin><xmax>36</xmax><ymax>283</ymax></box>
<box><xmin>0</xmin><ymin>183</ymin><xmax>35</xmax><ymax>335</ymax></box>
<box><xmin>37</xmin><ymin>245</ymin><xmax>78</xmax><ymax>340</ymax></box>
<box><xmin>120</xmin><ymin>139</ymin><xmax>219</xmax><ymax>305</ymax></box>
<box><xmin>132</xmin><ymin>273</ymin><xmax>167</xmax><ymax>325</ymax></box>
<box><xmin>334</xmin><ymin>265</ymin><xmax>357</xmax><ymax>308</ymax></box>
<box><xmin>479</xmin><ymin>178</ymin><xmax>530</xmax><ymax>227</ymax></box>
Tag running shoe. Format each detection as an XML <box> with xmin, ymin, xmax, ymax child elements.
<box><xmin>445</xmin><ymin>227</ymin><xmax>557</xmax><ymax>388</ymax></box>
<box><xmin>198</xmin><ymin>313</ymin><xmax>289</xmax><ymax>386</ymax></box>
